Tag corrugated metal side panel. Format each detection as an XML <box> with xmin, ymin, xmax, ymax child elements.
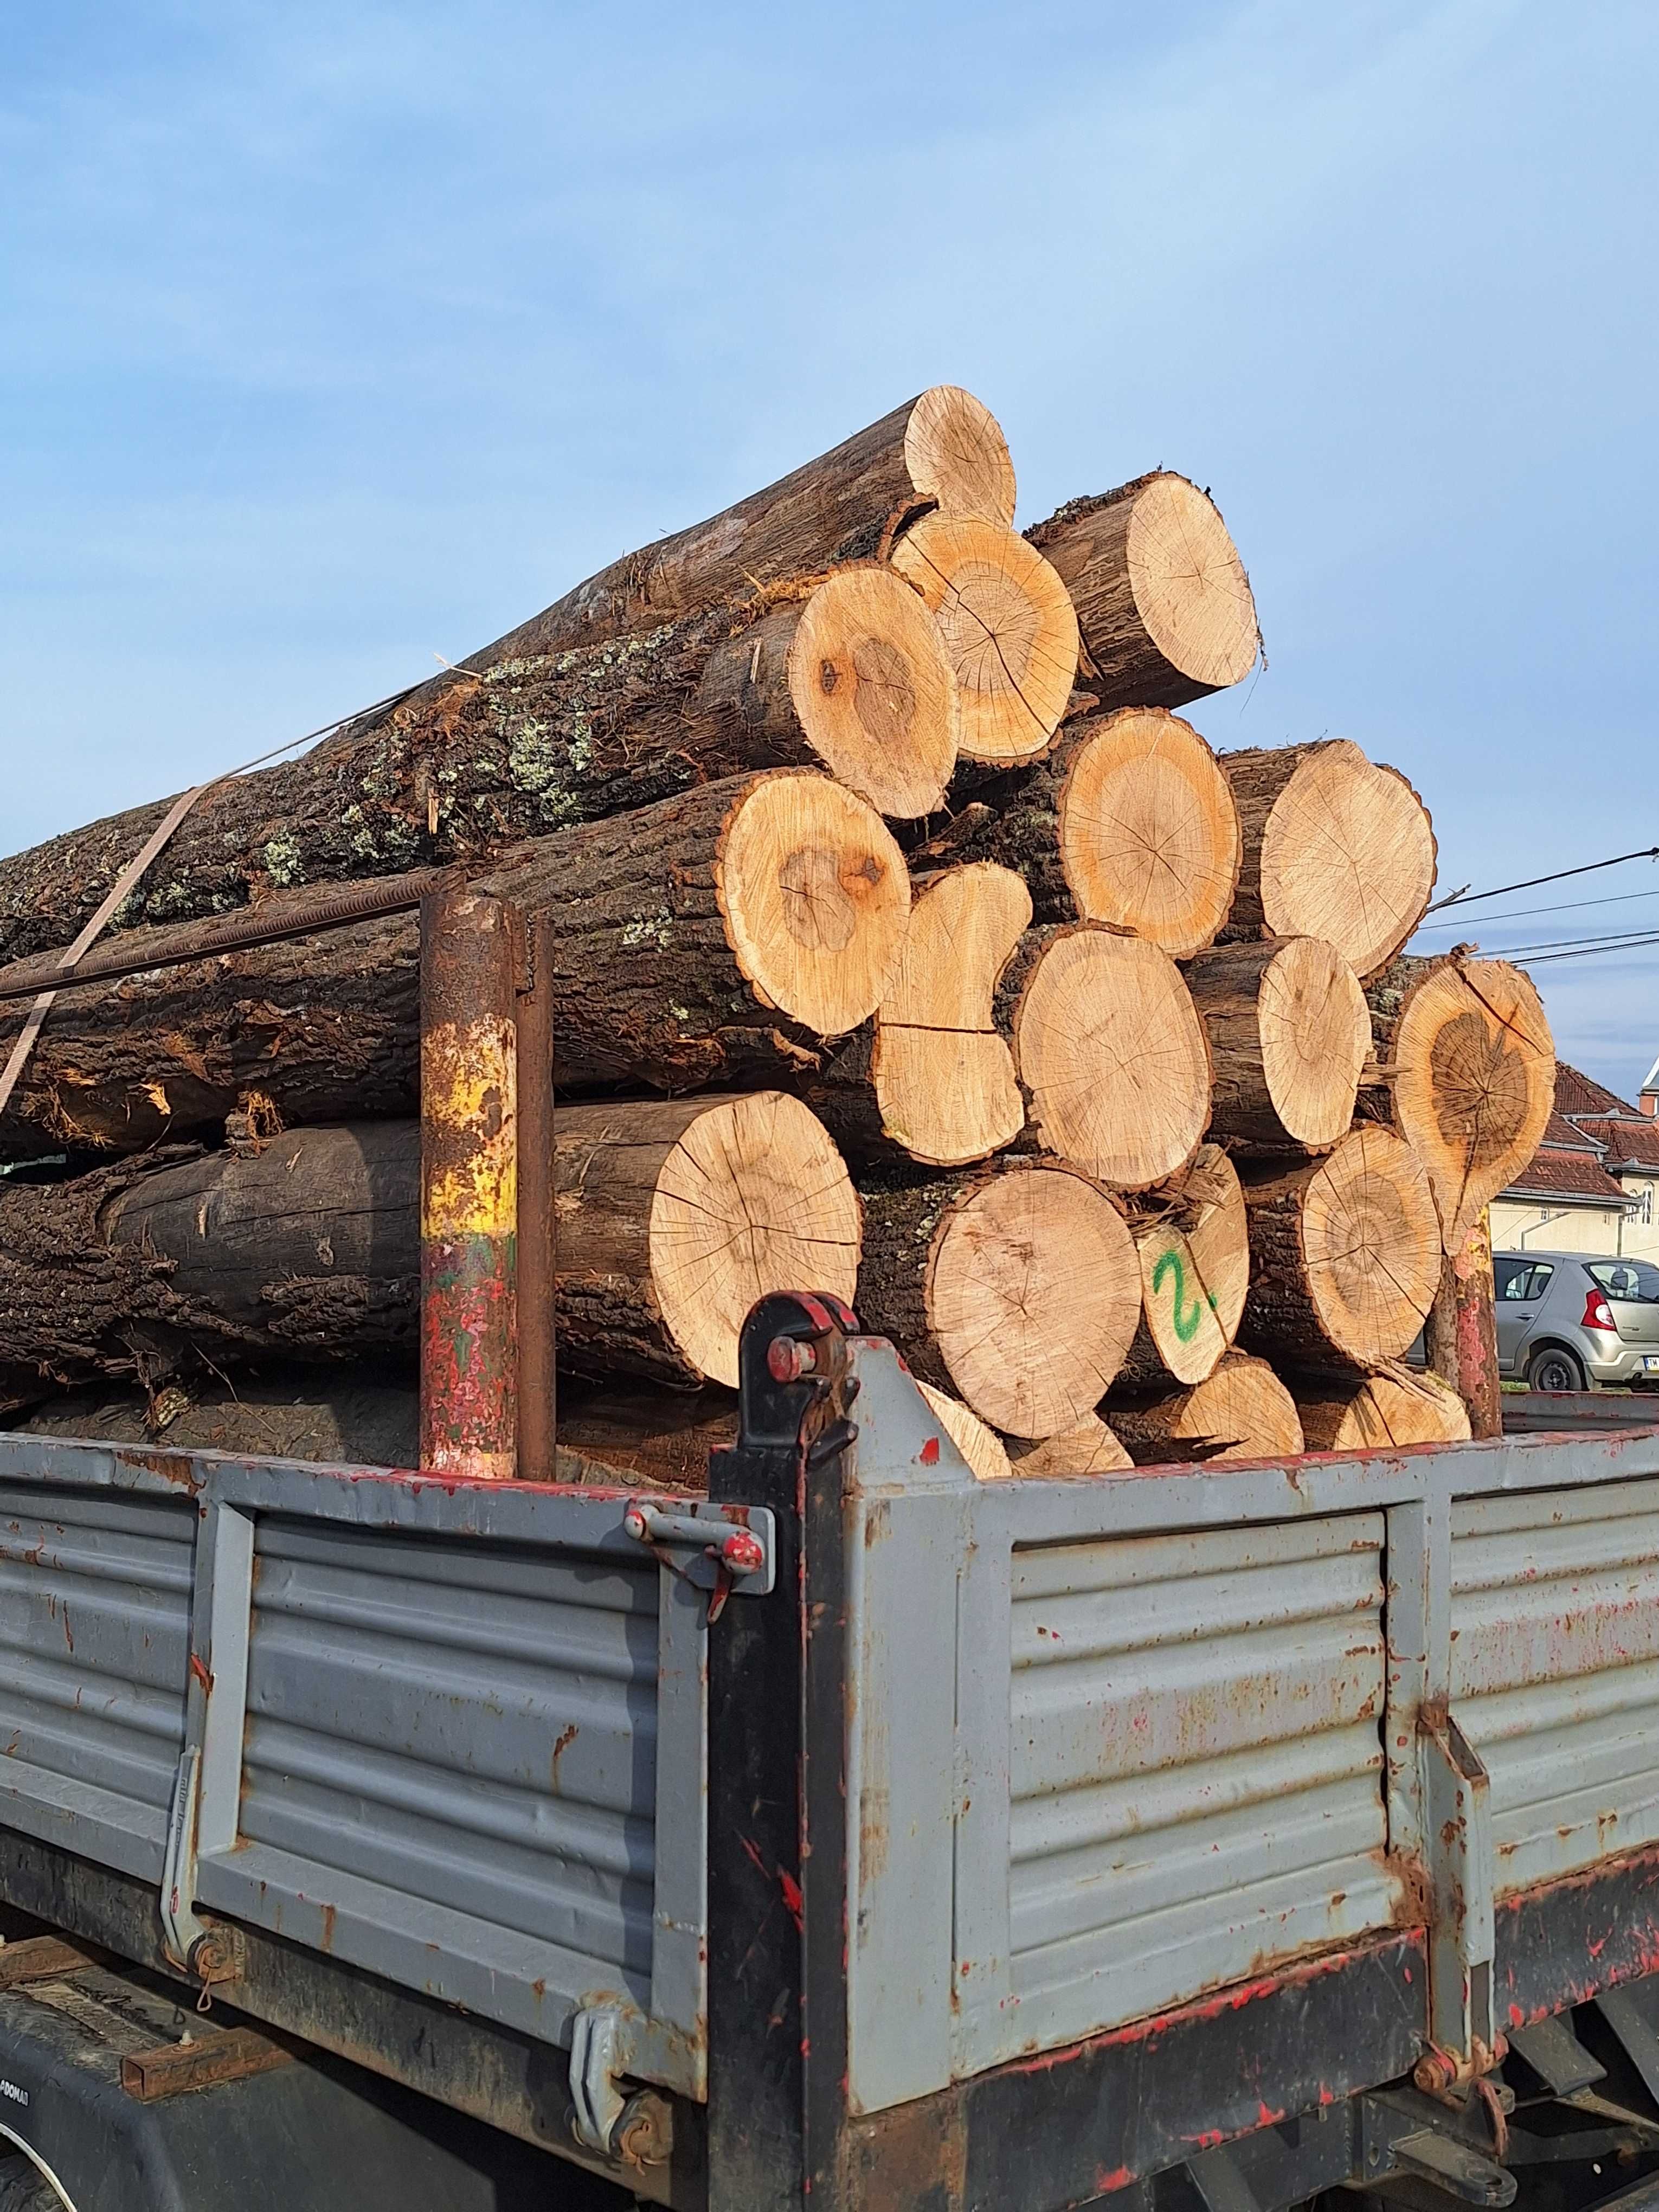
<box><xmin>1452</xmin><ymin>1476</ymin><xmax>1659</xmax><ymax>1893</ymax></box>
<box><xmin>0</xmin><ymin>1482</ymin><xmax>193</xmax><ymax>1877</ymax></box>
<box><xmin>235</xmin><ymin>1516</ymin><xmax>660</xmax><ymax>2007</ymax></box>
<box><xmin>1006</xmin><ymin>1514</ymin><xmax>1398</xmax><ymax>2050</ymax></box>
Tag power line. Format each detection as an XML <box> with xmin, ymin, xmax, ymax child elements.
<box><xmin>1516</xmin><ymin>933</ymin><xmax>1659</xmax><ymax>967</ymax></box>
<box><xmin>1424</xmin><ymin>844</ymin><xmax>1659</xmax><ymax>916</ymax></box>
<box><xmin>1414</xmin><ymin>884</ymin><xmax>1659</xmax><ymax>933</ymax></box>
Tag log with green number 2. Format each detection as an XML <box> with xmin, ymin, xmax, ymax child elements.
<box><xmin>1150</xmin><ymin>1245</ymin><xmax>1219</xmax><ymax>1345</ymax></box>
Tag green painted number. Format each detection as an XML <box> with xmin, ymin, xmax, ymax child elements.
<box><xmin>1151</xmin><ymin>1246</ymin><xmax>1217</xmax><ymax>1344</ymax></box>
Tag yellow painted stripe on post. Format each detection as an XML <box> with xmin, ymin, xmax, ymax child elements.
<box><xmin>421</xmin><ymin>1017</ymin><xmax>519</xmax><ymax>1238</ymax></box>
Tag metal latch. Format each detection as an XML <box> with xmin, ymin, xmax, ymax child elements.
<box><xmin>622</xmin><ymin>1499</ymin><xmax>775</xmax><ymax>1621</ymax></box>
<box><xmin>159</xmin><ymin>1748</ymin><xmax>243</xmax><ymax>1996</ymax></box>
<box><xmin>568</xmin><ymin>2004</ymin><xmax>674</xmax><ymax>2167</ymax></box>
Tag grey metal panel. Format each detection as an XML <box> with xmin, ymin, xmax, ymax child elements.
<box><xmin>1452</xmin><ymin>1475</ymin><xmax>1659</xmax><ymax>1892</ymax></box>
<box><xmin>998</xmin><ymin>1514</ymin><xmax>1400</xmax><ymax>2056</ymax></box>
<box><xmin>217</xmin><ymin>1513</ymin><xmax>658</xmax><ymax>1998</ymax></box>
<box><xmin>0</xmin><ymin>1481</ymin><xmax>193</xmax><ymax>1877</ymax></box>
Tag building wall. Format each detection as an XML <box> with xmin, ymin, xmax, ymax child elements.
<box><xmin>1617</xmin><ymin>1174</ymin><xmax>1659</xmax><ymax>1262</ymax></box>
<box><xmin>1489</xmin><ymin>1199</ymin><xmax>1630</xmax><ymax>1256</ymax></box>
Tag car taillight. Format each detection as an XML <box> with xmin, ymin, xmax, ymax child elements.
<box><xmin>1583</xmin><ymin>1290</ymin><xmax>1617</xmax><ymax>1333</ymax></box>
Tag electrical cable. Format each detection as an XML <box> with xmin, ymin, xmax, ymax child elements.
<box><xmin>1424</xmin><ymin>844</ymin><xmax>1659</xmax><ymax>915</ymax></box>
<box><xmin>1414</xmin><ymin>884</ymin><xmax>1659</xmax><ymax>933</ymax></box>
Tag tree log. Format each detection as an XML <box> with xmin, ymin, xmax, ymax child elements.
<box><xmin>554</xmin><ymin>1383</ymin><xmax>737</xmax><ymax>1491</ymax></box>
<box><xmin>0</xmin><ymin>391</ymin><xmax>1011</xmax><ymax>973</ymax></box>
<box><xmin>0</xmin><ymin>1095</ymin><xmax>859</xmax><ymax>1407</ymax></box>
<box><xmin>1024</xmin><ymin>474</ymin><xmax>1258</xmax><ymax>714</ymax></box>
<box><xmin>1116</xmin><ymin>1144</ymin><xmax>1249</xmax><ymax>1388</ymax></box>
<box><xmin>1004</xmin><ymin>1416</ymin><xmax>1133</xmax><ymax>1476</ymax></box>
<box><xmin>1366</xmin><ymin>955</ymin><xmax>1555</xmax><ymax>1254</ymax></box>
<box><xmin>1006</xmin><ymin>925</ymin><xmax>1212</xmax><ymax>1189</ymax></box>
<box><xmin>925</xmin><ymin>708</ymin><xmax>1242</xmax><ymax>956</ymax></box>
<box><xmin>1185</xmin><ymin>937</ymin><xmax>1369</xmax><ymax>1154</ymax></box>
<box><xmin>1107</xmin><ymin>1352</ymin><xmax>1304</xmax><ymax>1466</ymax></box>
<box><xmin>857</xmin><ymin>1161</ymin><xmax>1141</xmax><ymax>1439</ymax></box>
<box><xmin>1425</xmin><ymin>1212</ymin><xmax>1502</xmax><ymax>1439</ymax></box>
<box><xmin>1294</xmin><ymin>1364</ymin><xmax>1471</xmax><ymax>1452</ymax></box>
<box><xmin>480</xmin><ymin>384</ymin><xmax>1015</xmax><ymax>661</ymax></box>
<box><xmin>807</xmin><ymin>862</ymin><xmax>1030</xmax><ymax>1169</ymax></box>
<box><xmin>889</xmin><ymin>517</ymin><xmax>1078</xmax><ymax>765</ymax></box>
<box><xmin>1218</xmin><ymin>740</ymin><xmax>1437</xmax><ymax>979</ymax></box>
<box><xmin>915</xmin><ymin>1382</ymin><xmax>1012</xmax><ymax>1482</ymax></box>
<box><xmin>1238</xmin><ymin>1125</ymin><xmax>1441</xmax><ymax>1372</ymax></box>
<box><xmin>0</xmin><ymin>771</ymin><xmax>912</xmax><ymax>1159</ymax></box>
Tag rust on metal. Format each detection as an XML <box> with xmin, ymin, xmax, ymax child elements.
<box><xmin>420</xmin><ymin>886</ymin><xmax>519</xmax><ymax>1481</ymax></box>
<box><xmin>0</xmin><ymin>1933</ymin><xmax>105</xmax><ymax>1989</ymax></box>
<box><xmin>513</xmin><ymin>908</ymin><xmax>557</xmax><ymax>1482</ymax></box>
<box><xmin>120</xmin><ymin>2023</ymin><xmax>295</xmax><ymax>2102</ymax></box>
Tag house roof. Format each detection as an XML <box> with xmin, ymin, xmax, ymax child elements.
<box><xmin>1554</xmin><ymin>1063</ymin><xmax>1644</xmax><ymax>1120</ymax></box>
<box><xmin>1503</xmin><ymin>1149</ymin><xmax>1634</xmax><ymax>1205</ymax></box>
<box><xmin>1539</xmin><ymin>1110</ymin><xmax>1605</xmax><ymax>1153</ymax></box>
<box><xmin>1576</xmin><ymin>1114</ymin><xmax>1659</xmax><ymax>1173</ymax></box>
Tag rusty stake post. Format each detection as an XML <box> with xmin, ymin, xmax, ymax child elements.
<box><xmin>515</xmin><ymin>910</ymin><xmax>557</xmax><ymax>1482</ymax></box>
<box><xmin>420</xmin><ymin>887</ymin><xmax>518</xmax><ymax>1480</ymax></box>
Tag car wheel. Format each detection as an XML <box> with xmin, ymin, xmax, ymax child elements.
<box><xmin>1526</xmin><ymin>1345</ymin><xmax>1586</xmax><ymax>1394</ymax></box>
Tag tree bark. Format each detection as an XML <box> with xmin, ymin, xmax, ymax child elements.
<box><xmin>1238</xmin><ymin>1125</ymin><xmax>1441</xmax><ymax>1373</ymax></box>
<box><xmin>1294</xmin><ymin>1363</ymin><xmax>1472</xmax><ymax>1451</ymax></box>
<box><xmin>889</xmin><ymin>516</ymin><xmax>1078</xmax><ymax>766</ymax></box>
<box><xmin>1185</xmin><ymin>937</ymin><xmax>1369</xmax><ymax>1154</ymax></box>
<box><xmin>0</xmin><ymin>1094</ymin><xmax>860</xmax><ymax>1409</ymax></box>
<box><xmin>1107</xmin><ymin>1352</ymin><xmax>1304</xmax><ymax>1465</ymax></box>
<box><xmin>856</xmin><ymin>1161</ymin><xmax>1141</xmax><ymax>1439</ymax></box>
<box><xmin>1002</xmin><ymin>924</ymin><xmax>1212</xmax><ymax>1191</ymax></box>
<box><xmin>1425</xmin><ymin>1211</ymin><xmax>1503</xmax><ymax>1439</ymax></box>
<box><xmin>1024</xmin><ymin>474</ymin><xmax>1258</xmax><ymax>714</ymax></box>
<box><xmin>0</xmin><ymin>771</ymin><xmax>912</xmax><ymax>1160</ymax></box>
<box><xmin>805</xmin><ymin>862</ymin><xmax>1031</xmax><ymax>1170</ymax></box>
<box><xmin>1365</xmin><ymin>955</ymin><xmax>1556</xmax><ymax>1254</ymax></box>
<box><xmin>1116</xmin><ymin>1144</ymin><xmax>1250</xmax><ymax>1388</ymax></box>
<box><xmin>0</xmin><ymin>390</ymin><xmax>1013</xmax><ymax>974</ymax></box>
<box><xmin>922</xmin><ymin>708</ymin><xmax>1242</xmax><ymax>957</ymax></box>
<box><xmin>1217</xmin><ymin>740</ymin><xmax>1437</xmax><ymax>980</ymax></box>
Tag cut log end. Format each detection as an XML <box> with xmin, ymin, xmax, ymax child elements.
<box><xmin>1295</xmin><ymin>1367</ymin><xmax>1471</xmax><ymax>1452</ymax></box>
<box><xmin>1058</xmin><ymin>709</ymin><xmax>1242</xmax><ymax>957</ymax></box>
<box><xmin>925</xmin><ymin>1162</ymin><xmax>1141</xmax><ymax>1439</ymax></box>
<box><xmin>1015</xmin><ymin>928</ymin><xmax>1211</xmax><ymax>1189</ymax></box>
<box><xmin>1230</xmin><ymin>741</ymin><xmax>1437</xmax><ymax>978</ymax></box>
<box><xmin>1257</xmin><ymin>938</ymin><xmax>1371</xmax><ymax>1149</ymax></box>
<box><xmin>875</xmin><ymin>861</ymin><xmax>1031</xmax><ymax>1167</ymax></box>
<box><xmin>1390</xmin><ymin>959</ymin><xmax>1555</xmax><ymax>1252</ymax></box>
<box><xmin>1189</xmin><ymin>937</ymin><xmax>1369</xmax><ymax>1153</ymax></box>
<box><xmin>916</xmin><ymin>1381</ymin><xmax>1013</xmax><ymax>1482</ymax></box>
<box><xmin>891</xmin><ymin>518</ymin><xmax>1078</xmax><ymax>766</ymax></box>
<box><xmin>902</xmin><ymin>386</ymin><xmax>1017</xmax><ymax>528</ymax></box>
<box><xmin>1243</xmin><ymin>1124</ymin><xmax>1441</xmax><ymax>1371</ymax></box>
<box><xmin>1110</xmin><ymin>1352</ymin><xmax>1304</xmax><ymax>1466</ymax></box>
<box><xmin>646</xmin><ymin>1093</ymin><xmax>861</xmax><ymax>1389</ymax></box>
<box><xmin>1130</xmin><ymin>1144</ymin><xmax>1250</xmax><ymax>1386</ymax></box>
<box><xmin>1126</xmin><ymin>474</ymin><xmax>1259</xmax><ymax>692</ymax></box>
<box><xmin>1005</xmin><ymin>1416</ymin><xmax>1133</xmax><ymax>1478</ymax></box>
<box><xmin>787</xmin><ymin>567</ymin><xmax>961</xmax><ymax>818</ymax></box>
<box><xmin>716</xmin><ymin>773</ymin><xmax>911</xmax><ymax>1038</ymax></box>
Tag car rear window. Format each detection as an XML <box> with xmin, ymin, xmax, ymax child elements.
<box><xmin>1587</xmin><ymin>1261</ymin><xmax>1659</xmax><ymax>1303</ymax></box>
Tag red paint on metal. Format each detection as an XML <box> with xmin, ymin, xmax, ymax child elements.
<box><xmin>1095</xmin><ymin>2169</ymin><xmax>1135</xmax><ymax>2193</ymax></box>
<box><xmin>780</xmin><ymin>1870</ymin><xmax>805</xmax><ymax>1933</ymax></box>
<box><xmin>919</xmin><ymin>1437</ymin><xmax>940</xmax><ymax>1465</ymax></box>
<box><xmin>189</xmin><ymin>1652</ymin><xmax>212</xmax><ymax>1694</ymax></box>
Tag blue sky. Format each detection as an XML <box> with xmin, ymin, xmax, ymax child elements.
<box><xmin>2</xmin><ymin>1</ymin><xmax>1655</xmax><ymax>1091</ymax></box>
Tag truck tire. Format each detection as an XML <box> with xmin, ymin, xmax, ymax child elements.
<box><xmin>0</xmin><ymin>2153</ymin><xmax>62</xmax><ymax>2209</ymax></box>
<box><xmin>1526</xmin><ymin>1343</ymin><xmax>1586</xmax><ymax>1393</ymax></box>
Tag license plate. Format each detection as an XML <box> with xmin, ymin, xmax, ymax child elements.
<box><xmin>1646</xmin><ymin>1356</ymin><xmax>1659</xmax><ymax>1373</ymax></box>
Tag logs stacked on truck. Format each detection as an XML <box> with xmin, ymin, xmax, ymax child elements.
<box><xmin>0</xmin><ymin>383</ymin><xmax>1551</xmax><ymax>1474</ymax></box>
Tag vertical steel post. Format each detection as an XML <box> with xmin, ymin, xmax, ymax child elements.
<box><xmin>515</xmin><ymin>911</ymin><xmax>557</xmax><ymax>1483</ymax></box>
<box><xmin>419</xmin><ymin>886</ymin><xmax>518</xmax><ymax>1480</ymax></box>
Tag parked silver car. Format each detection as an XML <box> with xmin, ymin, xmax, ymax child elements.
<box><xmin>1493</xmin><ymin>1249</ymin><xmax>1659</xmax><ymax>1391</ymax></box>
